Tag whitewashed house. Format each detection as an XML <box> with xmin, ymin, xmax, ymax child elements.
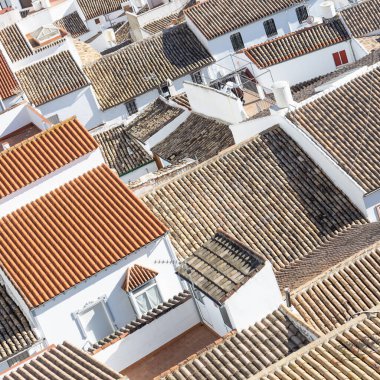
<box><xmin>0</xmin><ymin>116</ymin><xmax>183</xmax><ymax>356</ymax></box>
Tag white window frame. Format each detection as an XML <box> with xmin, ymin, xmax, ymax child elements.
<box><xmin>129</xmin><ymin>280</ymin><xmax>163</xmax><ymax>317</ymax></box>
<box><xmin>74</xmin><ymin>296</ymin><xmax>115</xmax><ymax>341</ymax></box>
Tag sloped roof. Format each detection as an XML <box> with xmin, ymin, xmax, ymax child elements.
<box><xmin>250</xmin><ymin>308</ymin><xmax>380</xmax><ymax>380</ymax></box>
<box><xmin>0</xmin><ymin>52</ymin><xmax>19</xmax><ymax>99</ymax></box>
<box><xmin>291</xmin><ymin>243</ymin><xmax>380</xmax><ymax>334</ymax></box>
<box><xmin>277</xmin><ymin>222</ymin><xmax>380</xmax><ymax>291</ymax></box>
<box><xmin>2</xmin><ymin>341</ymin><xmax>122</xmax><ymax>379</ymax></box>
<box><xmin>16</xmin><ymin>51</ymin><xmax>89</xmax><ymax>106</ymax></box>
<box><xmin>93</xmin><ymin>124</ymin><xmax>153</xmax><ymax>177</ymax></box>
<box><xmin>54</xmin><ymin>11</ymin><xmax>89</xmax><ymax>38</ymax></box>
<box><xmin>144</xmin><ymin>15</ymin><xmax>180</xmax><ymax>35</ymax></box>
<box><xmin>0</xmin><ymin>118</ymin><xmax>97</xmax><ymax>200</ymax></box>
<box><xmin>126</xmin><ymin>98</ymin><xmax>184</xmax><ymax>143</ymax></box>
<box><xmin>0</xmin><ymin>24</ymin><xmax>32</xmax><ymax>62</ymax></box>
<box><xmin>0</xmin><ymin>285</ymin><xmax>38</xmax><ymax>360</ymax></box>
<box><xmin>0</xmin><ymin>164</ymin><xmax>168</xmax><ymax>308</ymax></box>
<box><xmin>171</xmin><ymin>92</ymin><xmax>191</xmax><ymax>110</ymax></box>
<box><xmin>184</xmin><ymin>0</ymin><xmax>302</xmax><ymax>40</ymax></box>
<box><xmin>143</xmin><ymin>126</ymin><xmax>364</xmax><ymax>267</ymax></box>
<box><xmin>287</xmin><ymin>65</ymin><xmax>380</xmax><ymax>193</ymax></box>
<box><xmin>244</xmin><ymin>19</ymin><xmax>350</xmax><ymax>69</ymax></box>
<box><xmin>76</xmin><ymin>0</ymin><xmax>124</xmax><ymax>20</ymax></box>
<box><xmin>158</xmin><ymin>307</ymin><xmax>310</xmax><ymax>379</ymax></box>
<box><xmin>84</xmin><ymin>24</ymin><xmax>214</xmax><ymax>109</ymax></box>
<box><xmin>122</xmin><ymin>264</ymin><xmax>158</xmax><ymax>292</ymax></box>
<box><xmin>341</xmin><ymin>0</ymin><xmax>380</xmax><ymax>37</ymax></box>
<box><xmin>152</xmin><ymin>112</ymin><xmax>234</xmax><ymax>163</ymax></box>
<box><xmin>177</xmin><ymin>230</ymin><xmax>266</xmax><ymax>303</ymax></box>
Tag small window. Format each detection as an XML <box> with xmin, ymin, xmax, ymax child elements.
<box><xmin>95</xmin><ymin>18</ymin><xmax>101</xmax><ymax>24</ymax></box>
<box><xmin>230</xmin><ymin>32</ymin><xmax>244</xmax><ymax>52</ymax></box>
<box><xmin>191</xmin><ymin>71</ymin><xmax>203</xmax><ymax>85</ymax></box>
<box><xmin>333</xmin><ymin>50</ymin><xmax>348</xmax><ymax>67</ymax></box>
<box><xmin>220</xmin><ymin>305</ymin><xmax>233</xmax><ymax>329</ymax></box>
<box><xmin>132</xmin><ymin>281</ymin><xmax>162</xmax><ymax>315</ymax></box>
<box><xmin>296</xmin><ymin>6</ymin><xmax>308</xmax><ymax>23</ymax></box>
<box><xmin>263</xmin><ymin>19</ymin><xmax>277</xmax><ymax>37</ymax></box>
<box><xmin>159</xmin><ymin>83</ymin><xmax>170</xmax><ymax>98</ymax></box>
<box><xmin>193</xmin><ymin>288</ymin><xmax>205</xmax><ymax>304</ymax></box>
<box><xmin>7</xmin><ymin>350</ymin><xmax>30</xmax><ymax>367</ymax></box>
<box><xmin>125</xmin><ymin>99</ymin><xmax>138</xmax><ymax>115</ymax></box>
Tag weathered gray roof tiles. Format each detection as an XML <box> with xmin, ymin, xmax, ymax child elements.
<box><xmin>0</xmin><ymin>24</ymin><xmax>32</xmax><ymax>62</ymax></box>
<box><xmin>3</xmin><ymin>341</ymin><xmax>123</xmax><ymax>379</ymax></box>
<box><xmin>158</xmin><ymin>306</ymin><xmax>311</xmax><ymax>379</ymax></box>
<box><xmin>184</xmin><ymin>0</ymin><xmax>303</xmax><ymax>40</ymax></box>
<box><xmin>76</xmin><ymin>0</ymin><xmax>124</xmax><ymax>20</ymax></box>
<box><xmin>143</xmin><ymin>126</ymin><xmax>364</xmax><ymax>267</ymax></box>
<box><xmin>16</xmin><ymin>51</ymin><xmax>89</xmax><ymax>106</ymax></box>
<box><xmin>341</xmin><ymin>0</ymin><xmax>380</xmax><ymax>37</ymax></box>
<box><xmin>288</xmin><ymin>65</ymin><xmax>380</xmax><ymax>192</ymax></box>
<box><xmin>177</xmin><ymin>230</ymin><xmax>266</xmax><ymax>303</ymax></box>
<box><xmin>93</xmin><ymin>124</ymin><xmax>153</xmax><ymax>177</ymax></box>
<box><xmin>84</xmin><ymin>24</ymin><xmax>214</xmax><ymax>109</ymax></box>
<box><xmin>152</xmin><ymin>112</ymin><xmax>235</xmax><ymax>163</ymax></box>
<box><xmin>54</xmin><ymin>11</ymin><xmax>89</xmax><ymax>38</ymax></box>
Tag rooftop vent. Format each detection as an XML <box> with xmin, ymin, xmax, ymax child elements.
<box><xmin>320</xmin><ymin>1</ymin><xmax>337</xmax><ymax>19</ymax></box>
<box><xmin>2</xmin><ymin>142</ymin><xmax>10</xmax><ymax>150</ymax></box>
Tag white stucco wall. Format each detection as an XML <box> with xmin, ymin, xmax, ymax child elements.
<box><xmin>183</xmin><ymin>81</ymin><xmax>247</xmax><ymax>124</ymax></box>
<box><xmin>225</xmin><ymin>262</ymin><xmax>282</xmax><ymax>331</ymax></box>
<box><xmin>0</xmin><ymin>149</ymin><xmax>104</xmax><ymax>218</ymax></box>
<box><xmin>252</xmin><ymin>41</ymin><xmax>355</xmax><ymax>89</ymax></box>
<box><xmin>363</xmin><ymin>190</ymin><xmax>380</xmax><ymax>222</ymax></box>
<box><xmin>93</xmin><ymin>298</ymin><xmax>200</xmax><ymax>371</ymax></box>
<box><xmin>120</xmin><ymin>161</ymin><xmax>158</xmax><ymax>184</ymax></box>
<box><xmin>32</xmin><ymin>236</ymin><xmax>183</xmax><ymax>349</ymax></box>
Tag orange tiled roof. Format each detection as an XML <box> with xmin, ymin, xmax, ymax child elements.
<box><xmin>0</xmin><ymin>117</ymin><xmax>98</xmax><ymax>200</ymax></box>
<box><xmin>0</xmin><ymin>52</ymin><xmax>19</xmax><ymax>99</ymax></box>
<box><xmin>0</xmin><ymin>164</ymin><xmax>168</xmax><ymax>308</ymax></box>
<box><xmin>122</xmin><ymin>264</ymin><xmax>158</xmax><ymax>292</ymax></box>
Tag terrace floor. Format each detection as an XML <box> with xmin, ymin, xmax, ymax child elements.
<box><xmin>243</xmin><ymin>91</ymin><xmax>273</xmax><ymax>117</ymax></box>
<box><xmin>122</xmin><ymin>323</ymin><xmax>219</xmax><ymax>380</ymax></box>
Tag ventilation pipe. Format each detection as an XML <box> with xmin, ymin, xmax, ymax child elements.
<box><xmin>271</xmin><ymin>81</ymin><xmax>294</xmax><ymax>109</ymax></box>
<box><xmin>167</xmin><ymin>78</ymin><xmax>177</xmax><ymax>97</ymax></box>
<box><xmin>320</xmin><ymin>1</ymin><xmax>337</xmax><ymax>19</ymax></box>
<box><xmin>284</xmin><ymin>288</ymin><xmax>292</xmax><ymax>308</ymax></box>
<box><xmin>103</xmin><ymin>29</ymin><xmax>116</xmax><ymax>46</ymax></box>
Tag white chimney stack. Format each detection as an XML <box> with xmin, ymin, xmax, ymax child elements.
<box><xmin>271</xmin><ymin>81</ymin><xmax>294</xmax><ymax>109</ymax></box>
<box><xmin>103</xmin><ymin>29</ymin><xmax>116</xmax><ymax>46</ymax></box>
<box><xmin>167</xmin><ymin>78</ymin><xmax>177</xmax><ymax>97</ymax></box>
<box><xmin>320</xmin><ymin>1</ymin><xmax>337</xmax><ymax>19</ymax></box>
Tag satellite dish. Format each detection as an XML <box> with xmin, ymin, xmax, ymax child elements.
<box><xmin>306</xmin><ymin>15</ymin><xmax>315</xmax><ymax>24</ymax></box>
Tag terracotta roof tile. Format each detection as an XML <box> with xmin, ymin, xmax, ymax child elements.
<box><xmin>3</xmin><ymin>341</ymin><xmax>123</xmax><ymax>379</ymax></box>
<box><xmin>0</xmin><ymin>164</ymin><xmax>168</xmax><ymax>308</ymax></box>
<box><xmin>292</xmin><ymin>242</ymin><xmax>380</xmax><ymax>334</ymax></box>
<box><xmin>93</xmin><ymin>124</ymin><xmax>153</xmax><ymax>176</ymax></box>
<box><xmin>184</xmin><ymin>0</ymin><xmax>303</xmax><ymax>40</ymax></box>
<box><xmin>277</xmin><ymin>222</ymin><xmax>380</xmax><ymax>291</ymax></box>
<box><xmin>158</xmin><ymin>307</ymin><xmax>309</xmax><ymax>379</ymax></box>
<box><xmin>0</xmin><ymin>284</ymin><xmax>38</xmax><ymax>360</ymax></box>
<box><xmin>170</xmin><ymin>92</ymin><xmax>191</xmax><ymax>110</ymax></box>
<box><xmin>287</xmin><ymin>65</ymin><xmax>380</xmax><ymax>192</ymax></box>
<box><xmin>84</xmin><ymin>24</ymin><xmax>214</xmax><ymax>109</ymax></box>
<box><xmin>0</xmin><ymin>117</ymin><xmax>98</xmax><ymax>200</ymax></box>
<box><xmin>152</xmin><ymin>113</ymin><xmax>235</xmax><ymax>163</ymax></box>
<box><xmin>53</xmin><ymin>11</ymin><xmax>89</xmax><ymax>38</ymax></box>
<box><xmin>76</xmin><ymin>0</ymin><xmax>124</xmax><ymax>20</ymax></box>
<box><xmin>126</xmin><ymin>98</ymin><xmax>184</xmax><ymax>143</ymax></box>
<box><xmin>341</xmin><ymin>0</ymin><xmax>380</xmax><ymax>37</ymax></box>
<box><xmin>177</xmin><ymin>230</ymin><xmax>266</xmax><ymax>303</ymax></box>
<box><xmin>0</xmin><ymin>24</ymin><xmax>32</xmax><ymax>62</ymax></box>
<box><xmin>16</xmin><ymin>51</ymin><xmax>89</xmax><ymax>106</ymax></box>
<box><xmin>245</xmin><ymin>19</ymin><xmax>350</xmax><ymax>69</ymax></box>
<box><xmin>122</xmin><ymin>264</ymin><xmax>158</xmax><ymax>292</ymax></box>
<box><xmin>143</xmin><ymin>126</ymin><xmax>365</xmax><ymax>267</ymax></box>
<box><xmin>0</xmin><ymin>52</ymin><xmax>19</xmax><ymax>100</ymax></box>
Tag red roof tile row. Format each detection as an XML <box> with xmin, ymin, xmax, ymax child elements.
<box><xmin>0</xmin><ymin>164</ymin><xmax>168</xmax><ymax>308</ymax></box>
<box><xmin>0</xmin><ymin>117</ymin><xmax>98</xmax><ymax>199</ymax></box>
<box><xmin>0</xmin><ymin>52</ymin><xmax>19</xmax><ymax>100</ymax></box>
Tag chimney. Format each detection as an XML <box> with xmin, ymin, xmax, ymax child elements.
<box><xmin>320</xmin><ymin>1</ymin><xmax>337</xmax><ymax>19</ymax></box>
<box><xmin>2</xmin><ymin>142</ymin><xmax>10</xmax><ymax>150</ymax></box>
<box><xmin>271</xmin><ymin>81</ymin><xmax>294</xmax><ymax>109</ymax></box>
<box><xmin>167</xmin><ymin>78</ymin><xmax>177</xmax><ymax>97</ymax></box>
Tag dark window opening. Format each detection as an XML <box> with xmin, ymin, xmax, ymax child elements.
<box><xmin>230</xmin><ymin>32</ymin><xmax>244</xmax><ymax>51</ymax></box>
<box><xmin>191</xmin><ymin>71</ymin><xmax>203</xmax><ymax>85</ymax></box>
<box><xmin>125</xmin><ymin>99</ymin><xmax>138</xmax><ymax>115</ymax></box>
<box><xmin>296</xmin><ymin>6</ymin><xmax>309</xmax><ymax>23</ymax></box>
<box><xmin>263</xmin><ymin>19</ymin><xmax>277</xmax><ymax>38</ymax></box>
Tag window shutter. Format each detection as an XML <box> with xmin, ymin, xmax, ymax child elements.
<box><xmin>333</xmin><ymin>52</ymin><xmax>341</xmax><ymax>66</ymax></box>
<box><xmin>230</xmin><ymin>33</ymin><xmax>244</xmax><ymax>51</ymax></box>
<box><xmin>340</xmin><ymin>50</ymin><xmax>348</xmax><ymax>64</ymax></box>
